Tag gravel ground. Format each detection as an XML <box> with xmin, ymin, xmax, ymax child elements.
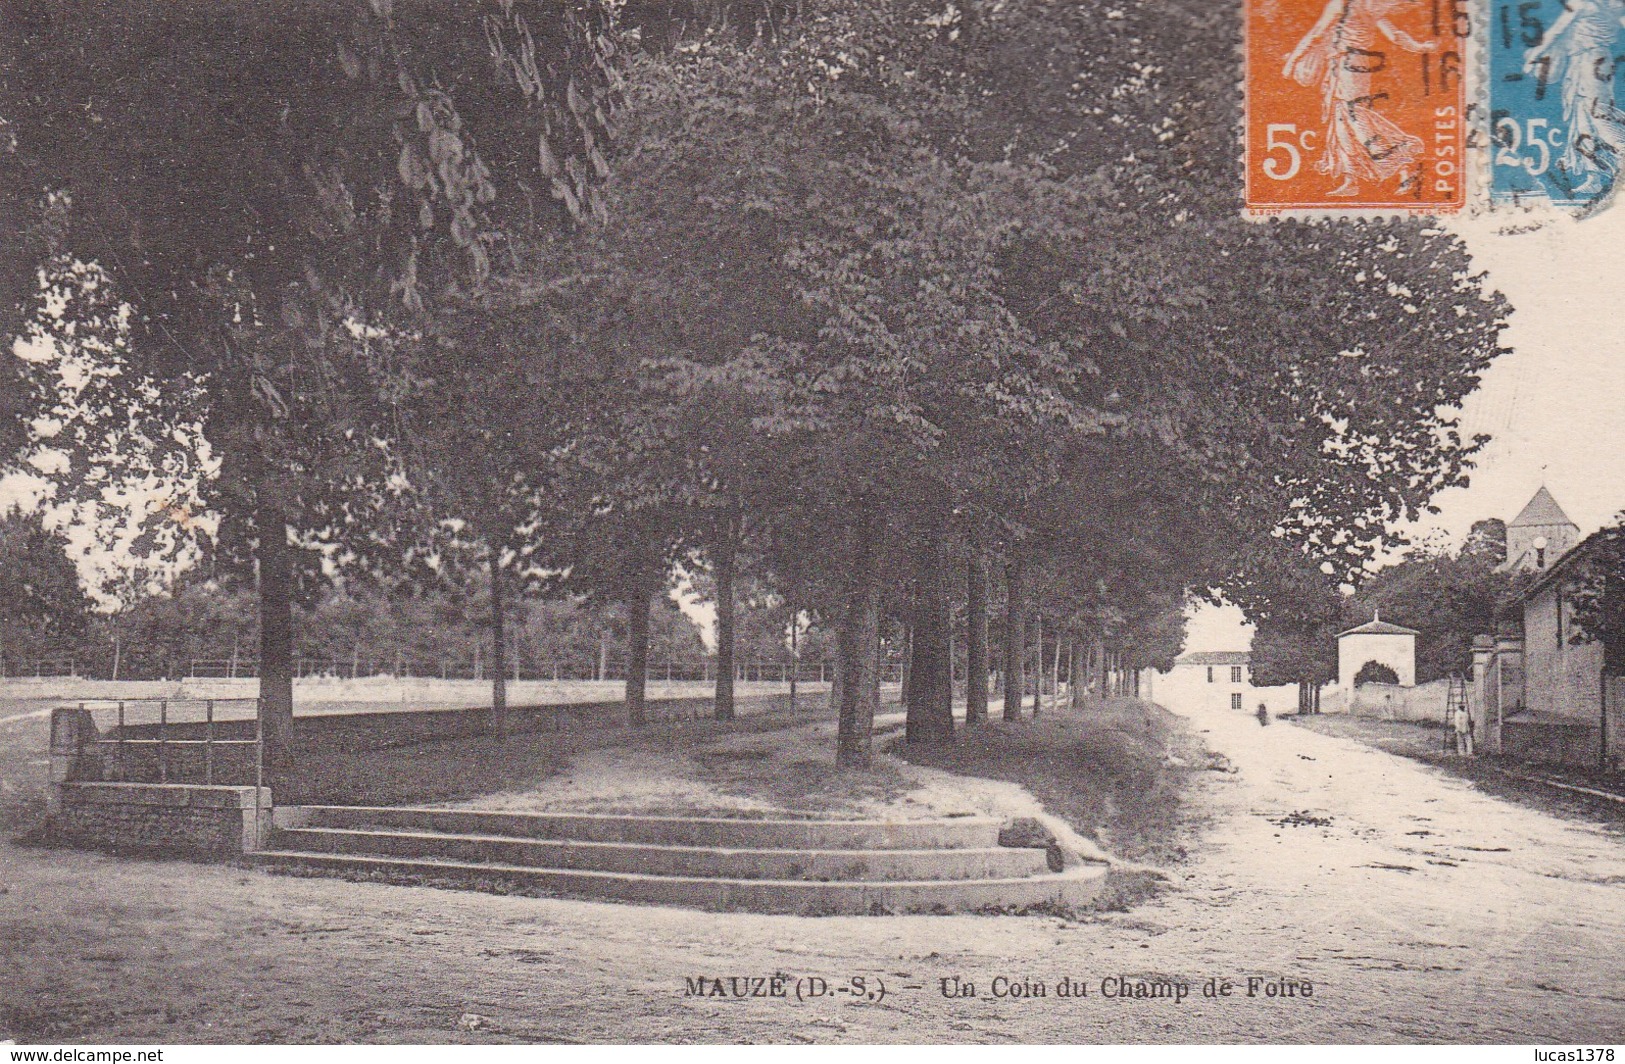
<box><xmin>2</xmin><ymin>694</ymin><xmax>1624</xmax><ymax>1043</ymax></box>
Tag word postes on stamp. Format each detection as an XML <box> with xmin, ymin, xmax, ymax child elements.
<box><xmin>1246</xmin><ymin>0</ymin><xmax>1470</xmax><ymax>217</ymax></box>
<box><xmin>1488</xmin><ymin>0</ymin><xmax>1625</xmax><ymax>210</ymax></box>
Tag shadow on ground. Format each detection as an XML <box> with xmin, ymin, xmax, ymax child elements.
<box><xmin>1290</xmin><ymin>713</ymin><xmax>1625</xmax><ymax>832</ymax></box>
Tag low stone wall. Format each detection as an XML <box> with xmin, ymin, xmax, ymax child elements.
<box><xmin>1502</xmin><ymin>719</ymin><xmax>1599</xmax><ymax>767</ymax></box>
<box><xmin>48</xmin><ymin>782</ymin><xmax>270</xmax><ymax>856</ymax></box>
<box><xmin>1332</xmin><ymin>678</ymin><xmax>1454</xmax><ymax>723</ymax></box>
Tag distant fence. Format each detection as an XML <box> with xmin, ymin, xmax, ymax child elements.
<box><xmin>5</xmin><ymin>654</ymin><xmax>903</xmax><ymax>686</ymax></box>
<box><xmin>181</xmin><ymin>658</ymin><xmax>868</xmax><ymax>683</ymax></box>
<box><xmin>180</xmin><ymin>658</ymin><xmax>903</xmax><ymax>684</ymax></box>
<box><xmin>0</xmin><ymin>659</ymin><xmax>78</xmax><ymax>678</ymax></box>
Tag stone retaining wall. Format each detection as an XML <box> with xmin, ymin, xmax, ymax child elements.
<box><xmin>49</xmin><ymin>782</ymin><xmax>270</xmax><ymax>856</ymax></box>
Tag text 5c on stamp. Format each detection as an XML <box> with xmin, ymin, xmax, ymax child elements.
<box><xmin>1488</xmin><ymin>0</ymin><xmax>1625</xmax><ymax>209</ymax></box>
<box><xmin>1245</xmin><ymin>0</ymin><xmax>1470</xmax><ymax>216</ymax></box>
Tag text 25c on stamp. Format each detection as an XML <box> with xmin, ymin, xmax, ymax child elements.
<box><xmin>1246</xmin><ymin>0</ymin><xmax>1470</xmax><ymax>216</ymax></box>
<box><xmin>1488</xmin><ymin>0</ymin><xmax>1625</xmax><ymax>209</ymax></box>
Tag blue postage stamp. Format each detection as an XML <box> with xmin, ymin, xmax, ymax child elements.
<box><xmin>1487</xmin><ymin>0</ymin><xmax>1625</xmax><ymax>209</ymax></box>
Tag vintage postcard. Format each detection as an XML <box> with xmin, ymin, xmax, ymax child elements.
<box><xmin>1</xmin><ymin>0</ymin><xmax>1622</xmax><ymax>1053</ymax></box>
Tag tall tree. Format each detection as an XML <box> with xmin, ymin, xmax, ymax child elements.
<box><xmin>0</xmin><ymin>510</ymin><xmax>93</xmax><ymax>671</ymax></box>
<box><xmin>1</xmin><ymin>1</ymin><xmax>618</xmax><ymax>786</ymax></box>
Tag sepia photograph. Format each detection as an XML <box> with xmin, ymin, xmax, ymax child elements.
<box><xmin>0</xmin><ymin>0</ymin><xmax>1622</xmax><ymax>1049</ymax></box>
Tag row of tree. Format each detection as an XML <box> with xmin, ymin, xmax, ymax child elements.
<box><xmin>1</xmin><ymin>1</ymin><xmax>1511</xmax><ymax>788</ymax></box>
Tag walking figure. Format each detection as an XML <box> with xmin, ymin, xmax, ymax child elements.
<box><xmin>1256</xmin><ymin>702</ymin><xmax>1271</xmax><ymax>727</ymax></box>
<box><xmin>1283</xmin><ymin>0</ymin><xmax>1437</xmax><ymax>197</ymax></box>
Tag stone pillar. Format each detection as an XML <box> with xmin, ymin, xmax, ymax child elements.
<box><xmin>1470</xmin><ymin>634</ymin><xmax>1496</xmax><ymax>755</ymax></box>
<box><xmin>1493</xmin><ymin>630</ymin><xmax>1525</xmax><ymax>756</ymax></box>
<box><xmin>48</xmin><ymin>705</ymin><xmax>102</xmax><ymax>816</ymax></box>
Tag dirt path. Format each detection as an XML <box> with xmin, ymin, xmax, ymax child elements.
<box><xmin>3</xmin><ymin>696</ymin><xmax>1623</xmax><ymax>1043</ymax></box>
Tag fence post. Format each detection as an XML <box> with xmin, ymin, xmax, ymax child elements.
<box><xmin>117</xmin><ymin>701</ymin><xmax>126</xmax><ymax>782</ymax></box>
<box><xmin>255</xmin><ymin>705</ymin><xmax>265</xmax><ymax>806</ymax></box>
<box><xmin>158</xmin><ymin>699</ymin><xmax>168</xmax><ymax>784</ymax></box>
<box><xmin>205</xmin><ymin>698</ymin><xmax>215</xmax><ymax>785</ymax></box>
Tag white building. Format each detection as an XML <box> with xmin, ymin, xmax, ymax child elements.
<box><xmin>1145</xmin><ymin>651</ymin><xmax>1299</xmax><ymax>715</ymax></box>
<box><xmin>1336</xmin><ymin>612</ymin><xmax>1418</xmax><ymax>692</ymax></box>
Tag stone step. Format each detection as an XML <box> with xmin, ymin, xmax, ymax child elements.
<box><xmin>251</xmin><ymin>849</ymin><xmax>1109</xmax><ymax>915</ymax></box>
<box><xmin>274</xmin><ymin>806</ymin><xmax>1004</xmax><ymax>851</ymax></box>
<box><xmin>270</xmin><ymin>826</ymin><xmax>1051</xmax><ymax>882</ymax></box>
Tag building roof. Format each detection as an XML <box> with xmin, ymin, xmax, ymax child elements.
<box><xmin>1518</xmin><ymin>528</ymin><xmax>1608</xmax><ymax>601</ymax></box>
<box><xmin>1510</xmin><ymin>486</ymin><xmax>1577</xmax><ymax>529</ymax></box>
<box><xmin>1174</xmin><ymin>651</ymin><xmax>1250</xmax><ymax>666</ymax></box>
<box><xmin>1336</xmin><ymin>611</ymin><xmax>1419</xmax><ymax>638</ymax></box>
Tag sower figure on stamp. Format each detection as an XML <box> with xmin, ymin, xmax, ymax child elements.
<box><xmin>1524</xmin><ymin>0</ymin><xmax>1625</xmax><ymax>196</ymax></box>
<box><xmin>1283</xmin><ymin>0</ymin><xmax>1437</xmax><ymax>197</ymax></box>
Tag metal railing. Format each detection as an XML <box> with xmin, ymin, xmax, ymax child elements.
<box><xmin>1</xmin><ymin>659</ymin><xmax>78</xmax><ymax>678</ymax></box>
<box><xmin>79</xmin><ymin>697</ymin><xmax>263</xmax><ymax>790</ymax></box>
<box><xmin>182</xmin><ymin>658</ymin><xmax>870</xmax><ymax>684</ymax></box>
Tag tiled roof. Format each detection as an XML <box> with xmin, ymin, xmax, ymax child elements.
<box><xmin>1337</xmin><ymin>616</ymin><xmax>1419</xmax><ymax>638</ymax></box>
<box><xmin>1518</xmin><ymin>528</ymin><xmax>1607</xmax><ymax>601</ymax></box>
<box><xmin>1510</xmin><ymin>486</ymin><xmax>1576</xmax><ymax>529</ymax></box>
<box><xmin>1174</xmin><ymin>651</ymin><xmax>1250</xmax><ymax>666</ymax></box>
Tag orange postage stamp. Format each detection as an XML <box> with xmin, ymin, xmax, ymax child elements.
<box><xmin>1245</xmin><ymin>0</ymin><xmax>1470</xmax><ymax>217</ymax></box>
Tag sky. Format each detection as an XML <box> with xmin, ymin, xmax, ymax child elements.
<box><xmin>1188</xmin><ymin>205</ymin><xmax>1625</xmax><ymax>653</ymax></box>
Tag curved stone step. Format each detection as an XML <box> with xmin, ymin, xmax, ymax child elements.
<box><xmin>252</xmin><ymin>849</ymin><xmax>1109</xmax><ymax>914</ymax></box>
<box><xmin>274</xmin><ymin>806</ymin><xmax>1003</xmax><ymax>851</ymax></box>
<box><xmin>270</xmin><ymin>826</ymin><xmax>1051</xmax><ymax>881</ymax></box>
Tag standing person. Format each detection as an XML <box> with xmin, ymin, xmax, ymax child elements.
<box><xmin>1283</xmin><ymin>0</ymin><xmax>1438</xmax><ymax>197</ymax></box>
<box><xmin>1256</xmin><ymin>702</ymin><xmax>1271</xmax><ymax>727</ymax></box>
<box><xmin>1454</xmin><ymin>699</ymin><xmax>1475</xmax><ymax>756</ymax></box>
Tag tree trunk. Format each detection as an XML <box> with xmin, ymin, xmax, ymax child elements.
<box><xmin>899</xmin><ymin>625</ymin><xmax>913</xmax><ymax>709</ymax></box>
<box><xmin>489</xmin><ymin>551</ymin><xmax>508</xmax><ymax>738</ymax></box>
<box><xmin>256</xmin><ymin>498</ymin><xmax>294</xmax><ymax>797</ymax></box>
<box><xmin>828</xmin><ymin>651</ymin><xmax>844</xmax><ymax>715</ymax></box>
<box><xmin>1069</xmin><ymin>642</ymin><xmax>1083</xmax><ymax>709</ymax></box>
<box><xmin>836</xmin><ymin>514</ymin><xmax>883</xmax><ymax>767</ymax></box>
<box><xmin>625</xmin><ymin>567</ymin><xmax>655</xmax><ymax>728</ymax></box>
<box><xmin>1051</xmin><ymin>638</ymin><xmax>1063</xmax><ymax>714</ymax></box>
<box><xmin>906</xmin><ymin>524</ymin><xmax>954</xmax><ymax>744</ymax></box>
<box><xmin>713</xmin><ymin>531</ymin><xmax>737</xmax><ymax>722</ymax></box>
<box><xmin>1002</xmin><ymin>554</ymin><xmax>1025</xmax><ymax>721</ymax></box>
<box><xmin>965</xmin><ymin>555</ymin><xmax>990</xmax><ymax>725</ymax></box>
<box><xmin>788</xmin><ymin>608</ymin><xmax>799</xmax><ymax>712</ymax></box>
<box><xmin>1031</xmin><ymin>613</ymin><xmax>1043</xmax><ymax>717</ymax></box>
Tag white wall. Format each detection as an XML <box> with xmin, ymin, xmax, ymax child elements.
<box><xmin>0</xmin><ymin>675</ymin><xmax>829</xmax><ymax>711</ymax></box>
<box><xmin>1338</xmin><ymin>632</ymin><xmax>1416</xmax><ymax>691</ymax></box>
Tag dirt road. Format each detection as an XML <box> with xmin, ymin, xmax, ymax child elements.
<box><xmin>2</xmin><ymin>695</ymin><xmax>1622</xmax><ymax>1043</ymax></box>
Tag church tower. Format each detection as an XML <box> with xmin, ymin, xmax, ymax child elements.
<box><xmin>1500</xmin><ymin>486</ymin><xmax>1580</xmax><ymax>572</ymax></box>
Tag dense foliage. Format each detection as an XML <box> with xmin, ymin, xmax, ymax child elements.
<box><xmin>3</xmin><ymin>0</ymin><xmax>1513</xmax><ymax>769</ymax></box>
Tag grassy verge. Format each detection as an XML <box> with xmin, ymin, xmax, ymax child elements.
<box><xmin>895</xmin><ymin>698</ymin><xmax>1217</xmax><ymax>868</ymax></box>
<box><xmin>293</xmin><ymin>695</ymin><xmax>829</xmax><ymax>806</ymax></box>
